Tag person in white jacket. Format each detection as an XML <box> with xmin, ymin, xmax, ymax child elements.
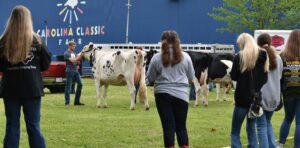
<box><xmin>256</xmin><ymin>33</ymin><xmax>283</xmax><ymax>148</ymax></box>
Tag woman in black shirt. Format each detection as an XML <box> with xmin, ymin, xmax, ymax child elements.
<box><xmin>230</xmin><ymin>33</ymin><xmax>268</xmax><ymax>148</ymax></box>
<box><xmin>0</xmin><ymin>5</ymin><xmax>51</xmax><ymax>148</ymax></box>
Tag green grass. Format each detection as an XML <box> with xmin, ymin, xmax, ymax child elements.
<box><xmin>0</xmin><ymin>78</ymin><xmax>295</xmax><ymax>148</ymax></box>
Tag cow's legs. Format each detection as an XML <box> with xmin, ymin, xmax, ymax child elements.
<box><xmin>215</xmin><ymin>83</ymin><xmax>220</xmax><ymax>101</ymax></box>
<box><xmin>103</xmin><ymin>84</ymin><xmax>109</xmax><ymax>108</ymax></box>
<box><xmin>201</xmin><ymin>69</ymin><xmax>209</xmax><ymax>107</ymax></box>
<box><xmin>94</xmin><ymin>79</ymin><xmax>101</xmax><ymax>108</ymax></box>
<box><xmin>222</xmin><ymin>84</ymin><xmax>229</xmax><ymax>101</ymax></box>
<box><xmin>126</xmin><ymin>79</ymin><xmax>136</xmax><ymax>110</ymax></box>
<box><xmin>223</xmin><ymin>83</ymin><xmax>231</xmax><ymax>101</ymax></box>
<box><xmin>140</xmin><ymin>82</ymin><xmax>150</xmax><ymax>111</ymax></box>
<box><xmin>138</xmin><ymin>66</ymin><xmax>150</xmax><ymax>110</ymax></box>
<box><xmin>223</xmin><ymin>84</ymin><xmax>227</xmax><ymax>101</ymax></box>
<box><xmin>202</xmin><ymin>83</ymin><xmax>209</xmax><ymax>106</ymax></box>
<box><xmin>193</xmin><ymin>77</ymin><xmax>201</xmax><ymax>107</ymax></box>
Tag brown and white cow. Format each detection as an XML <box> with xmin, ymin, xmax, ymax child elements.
<box><xmin>79</xmin><ymin>44</ymin><xmax>149</xmax><ymax>110</ymax></box>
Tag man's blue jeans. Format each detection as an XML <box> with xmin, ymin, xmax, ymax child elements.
<box><xmin>256</xmin><ymin>110</ymin><xmax>276</xmax><ymax>148</ymax></box>
<box><xmin>231</xmin><ymin>105</ymin><xmax>258</xmax><ymax>148</ymax></box>
<box><xmin>65</xmin><ymin>71</ymin><xmax>83</xmax><ymax>104</ymax></box>
<box><xmin>279</xmin><ymin>96</ymin><xmax>300</xmax><ymax>147</ymax></box>
<box><xmin>3</xmin><ymin>98</ymin><xmax>46</xmax><ymax>148</ymax></box>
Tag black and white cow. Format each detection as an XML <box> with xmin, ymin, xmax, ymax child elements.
<box><xmin>145</xmin><ymin>50</ymin><xmax>235</xmax><ymax>106</ymax></box>
<box><xmin>186</xmin><ymin>51</ymin><xmax>235</xmax><ymax>106</ymax></box>
<box><xmin>208</xmin><ymin>53</ymin><xmax>235</xmax><ymax>102</ymax></box>
<box><xmin>145</xmin><ymin>49</ymin><xmax>158</xmax><ymax>72</ymax></box>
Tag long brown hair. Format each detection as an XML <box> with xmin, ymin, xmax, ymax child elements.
<box><xmin>281</xmin><ymin>30</ymin><xmax>300</xmax><ymax>61</ymax></box>
<box><xmin>161</xmin><ymin>31</ymin><xmax>183</xmax><ymax>67</ymax></box>
<box><xmin>0</xmin><ymin>5</ymin><xmax>34</xmax><ymax>64</ymax></box>
<box><xmin>257</xmin><ymin>33</ymin><xmax>277</xmax><ymax>70</ymax></box>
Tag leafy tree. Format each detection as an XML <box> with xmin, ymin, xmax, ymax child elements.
<box><xmin>208</xmin><ymin>0</ymin><xmax>300</xmax><ymax>33</ymax></box>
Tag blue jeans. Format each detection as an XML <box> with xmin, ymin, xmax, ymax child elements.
<box><xmin>231</xmin><ymin>106</ymin><xmax>258</xmax><ymax>148</ymax></box>
<box><xmin>189</xmin><ymin>85</ymin><xmax>195</xmax><ymax>100</ymax></box>
<box><xmin>70</xmin><ymin>77</ymin><xmax>76</xmax><ymax>93</ymax></box>
<box><xmin>256</xmin><ymin>110</ymin><xmax>276</xmax><ymax>148</ymax></box>
<box><xmin>279</xmin><ymin>96</ymin><xmax>300</xmax><ymax>147</ymax></box>
<box><xmin>3</xmin><ymin>98</ymin><xmax>46</xmax><ymax>148</ymax></box>
<box><xmin>65</xmin><ymin>71</ymin><xmax>83</xmax><ymax>104</ymax></box>
<box><xmin>208</xmin><ymin>82</ymin><xmax>214</xmax><ymax>91</ymax></box>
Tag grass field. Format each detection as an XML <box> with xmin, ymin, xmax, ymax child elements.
<box><xmin>0</xmin><ymin>78</ymin><xmax>295</xmax><ymax>148</ymax></box>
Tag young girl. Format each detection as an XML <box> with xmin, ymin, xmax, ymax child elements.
<box><xmin>0</xmin><ymin>5</ymin><xmax>51</xmax><ymax>147</ymax></box>
<box><xmin>230</xmin><ymin>33</ymin><xmax>268</xmax><ymax>148</ymax></box>
<box><xmin>256</xmin><ymin>33</ymin><xmax>283</xmax><ymax>148</ymax></box>
<box><xmin>278</xmin><ymin>29</ymin><xmax>300</xmax><ymax>148</ymax></box>
<box><xmin>147</xmin><ymin>31</ymin><xmax>195</xmax><ymax>148</ymax></box>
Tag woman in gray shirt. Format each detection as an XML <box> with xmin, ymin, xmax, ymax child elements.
<box><xmin>147</xmin><ymin>31</ymin><xmax>195</xmax><ymax>148</ymax></box>
<box><xmin>256</xmin><ymin>33</ymin><xmax>283</xmax><ymax>148</ymax></box>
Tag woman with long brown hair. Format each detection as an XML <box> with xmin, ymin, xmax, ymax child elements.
<box><xmin>278</xmin><ymin>30</ymin><xmax>300</xmax><ymax>148</ymax></box>
<box><xmin>147</xmin><ymin>31</ymin><xmax>194</xmax><ymax>148</ymax></box>
<box><xmin>0</xmin><ymin>5</ymin><xmax>51</xmax><ymax>148</ymax></box>
<box><xmin>256</xmin><ymin>33</ymin><xmax>283</xmax><ymax>148</ymax></box>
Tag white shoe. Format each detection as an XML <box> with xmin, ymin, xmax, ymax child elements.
<box><xmin>277</xmin><ymin>143</ymin><xmax>284</xmax><ymax>148</ymax></box>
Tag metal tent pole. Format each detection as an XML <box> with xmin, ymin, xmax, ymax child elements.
<box><xmin>125</xmin><ymin>0</ymin><xmax>131</xmax><ymax>44</ymax></box>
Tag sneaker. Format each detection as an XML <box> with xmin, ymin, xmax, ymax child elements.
<box><xmin>277</xmin><ymin>143</ymin><xmax>284</xmax><ymax>148</ymax></box>
<box><xmin>74</xmin><ymin>102</ymin><xmax>85</xmax><ymax>106</ymax></box>
<box><xmin>65</xmin><ymin>103</ymin><xmax>70</xmax><ymax>106</ymax></box>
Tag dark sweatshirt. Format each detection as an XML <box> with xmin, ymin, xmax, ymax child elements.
<box><xmin>0</xmin><ymin>36</ymin><xmax>51</xmax><ymax>99</ymax></box>
<box><xmin>230</xmin><ymin>50</ymin><xmax>268</xmax><ymax>108</ymax></box>
<box><xmin>280</xmin><ymin>56</ymin><xmax>300</xmax><ymax>97</ymax></box>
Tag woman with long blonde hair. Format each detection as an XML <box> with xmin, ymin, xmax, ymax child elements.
<box><xmin>0</xmin><ymin>5</ymin><xmax>50</xmax><ymax>148</ymax></box>
<box><xmin>147</xmin><ymin>31</ymin><xmax>194</xmax><ymax>148</ymax></box>
<box><xmin>230</xmin><ymin>33</ymin><xmax>268</xmax><ymax>148</ymax></box>
<box><xmin>278</xmin><ymin>29</ymin><xmax>300</xmax><ymax>148</ymax></box>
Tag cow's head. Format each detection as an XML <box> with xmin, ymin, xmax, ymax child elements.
<box><xmin>79</xmin><ymin>42</ymin><xmax>100</xmax><ymax>66</ymax></box>
<box><xmin>136</xmin><ymin>49</ymin><xmax>147</xmax><ymax>66</ymax></box>
<box><xmin>145</xmin><ymin>49</ymin><xmax>158</xmax><ymax>71</ymax></box>
<box><xmin>80</xmin><ymin>43</ymin><xmax>94</xmax><ymax>60</ymax></box>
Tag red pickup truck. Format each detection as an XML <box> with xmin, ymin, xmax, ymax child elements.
<box><xmin>42</xmin><ymin>61</ymin><xmax>67</xmax><ymax>93</ymax></box>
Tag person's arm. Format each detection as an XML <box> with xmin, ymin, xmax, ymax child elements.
<box><xmin>64</xmin><ymin>50</ymin><xmax>82</xmax><ymax>64</ymax></box>
<box><xmin>0</xmin><ymin>43</ymin><xmax>4</xmax><ymax>72</ymax></box>
<box><xmin>278</xmin><ymin>55</ymin><xmax>284</xmax><ymax>79</ymax></box>
<box><xmin>69</xmin><ymin>54</ymin><xmax>82</xmax><ymax>64</ymax></box>
<box><xmin>279</xmin><ymin>55</ymin><xmax>285</xmax><ymax>93</ymax></box>
<box><xmin>186</xmin><ymin>55</ymin><xmax>195</xmax><ymax>81</ymax></box>
<box><xmin>230</xmin><ymin>54</ymin><xmax>240</xmax><ymax>81</ymax></box>
<box><xmin>0</xmin><ymin>57</ymin><xmax>4</xmax><ymax>72</ymax></box>
<box><xmin>261</xmin><ymin>51</ymin><xmax>268</xmax><ymax>85</ymax></box>
<box><xmin>39</xmin><ymin>39</ymin><xmax>51</xmax><ymax>71</ymax></box>
<box><xmin>74</xmin><ymin>54</ymin><xmax>82</xmax><ymax>65</ymax></box>
<box><xmin>146</xmin><ymin>55</ymin><xmax>158</xmax><ymax>84</ymax></box>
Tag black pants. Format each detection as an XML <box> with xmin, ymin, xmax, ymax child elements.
<box><xmin>155</xmin><ymin>93</ymin><xmax>189</xmax><ymax>147</ymax></box>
